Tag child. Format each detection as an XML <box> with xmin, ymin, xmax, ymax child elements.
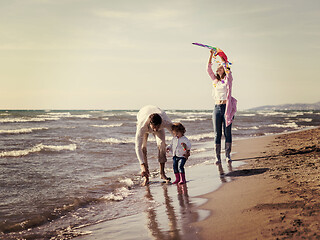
<box><xmin>167</xmin><ymin>123</ymin><xmax>191</xmax><ymax>184</ymax></box>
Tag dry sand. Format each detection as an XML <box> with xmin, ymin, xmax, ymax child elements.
<box><xmin>193</xmin><ymin>127</ymin><xmax>320</xmax><ymax>239</ymax></box>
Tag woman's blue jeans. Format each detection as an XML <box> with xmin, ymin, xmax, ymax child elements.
<box><xmin>173</xmin><ymin>156</ymin><xmax>187</xmax><ymax>174</ymax></box>
<box><xmin>213</xmin><ymin>104</ymin><xmax>232</xmax><ymax>144</ymax></box>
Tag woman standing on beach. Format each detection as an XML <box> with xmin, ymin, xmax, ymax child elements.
<box><xmin>207</xmin><ymin>49</ymin><xmax>237</xmax><ymax>164</ymax></box>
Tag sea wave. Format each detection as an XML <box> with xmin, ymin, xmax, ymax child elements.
<box><xmin>124</xmin><ymin>111</ymin><xmax>138</xmax><ymax>116</ymax></box>
<box><xmin>0</xmin><ymin>143</ymin><xmax>77</xmax><ymax>157</ymax></box>
<box><xmin>267</xmin><ymin>122</ymin><xmax>299</xmax><ymax>129</ymax></box>
<box><xmin>171</xmin><ymin>117</ymin><xmax>206</xmax><ymax>122</ymax></box>
<box><xmin>46</xmin><ymin>112</ymin><xmax>72</xmax><ymax>117</ymax></box>
<box><xmin>0</xmin><ymin>127</ymin><xmax>49</xmax><ymax>134</ymax></box>
<box><xmin>191</xmin><ymin>147</ymin><xmax>207</xmax><ymax>153</ymax></box>
<box><xmin>44</xmin><ymin>112</ymin><xmax>91</xmax><ymax>118</ymax></box>
<box><xmin>167</xmin><ymin>110</ymin><xmax>212</xmax><ymax>116</ymax></box>
<box><xmin>297</xmin><ymin>118</ymin><xmax>313</xmax><ymax>122</ymax></box>
<box><xmin>238</xmin><ymin>113</ymin><xmax>256</xmax><ymax>117</ymax></box>
<box><xmin>0</xmin><ymin>117</ymin><xmax>60</xmax><ymax>123</ymax></box>
<box><xmin>188</xmin><ymin>132</ymin><xmax>213</xmax><ymax>141</ymax></box>
<box><xmin>70</xmin><ymin>114</ymin><xmax>91</xmax><ymax>119</ymax></box>
<box><xmin>90</xmin><ymin>137</ymin><xmax>135</xmax><ymax>144</ymax></box>
<box><xmin>258</xmin><ymin>111</ymin><xmax>287</xmax><ymax>116</ymax></box>
<box><xmin>91</xmin><ymin>123</ymin><xmax>123</xmax><ymax>128</ymax></box>
<box><xmin>234</xmin><ymin>126</ymin><xmax>259</xmax><ymax>130</ymax></box>
<box><xmin>0</xmin><ymin>197</ymin><xmax>92</xmax><ymax>234</ymax></box>
<box><xmin>286</xmin><ymin>112</ymin><xmax>304</xmax><ymax>117</ymax></box>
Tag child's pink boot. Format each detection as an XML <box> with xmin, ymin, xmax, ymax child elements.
<box><xmin>178</xmin><ymin>173</ymin><xmax>186</xmax><ymax>184</ymax></box>
<box><xmin>172</xmin><ymin>173</ymin><xmax>180</xmax><ymax>184</ymax></box>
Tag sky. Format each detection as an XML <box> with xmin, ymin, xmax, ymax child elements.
<box><xmin>0</xmin><ymin>0</ymin><xmax>319</xmax><ymax>110</ymax></box>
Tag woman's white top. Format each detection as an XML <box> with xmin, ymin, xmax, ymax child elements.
<box><xmin>212</xmin><ymin>80</ymin><xmax>228</xmax><ymax>101</ymax></box>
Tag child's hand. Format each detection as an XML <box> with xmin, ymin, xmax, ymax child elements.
<box><xmin>166</xmin><ymin>146</ymin><xmax>170</xmax><ymax>153</ymax></box>
<box><xmin>181</xmin><ymin>143</ymin><xmax>187</xmax><ymax>151</ymax></box>
<box><xmin>183</xmin><ymin>150</ymin><xmax>190</xmax><ymax>159</ymax></box>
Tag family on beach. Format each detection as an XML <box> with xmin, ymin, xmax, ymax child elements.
<box><xmin>135</xmin><ymin>50</ymin><xmax>237</xmax><ymax>186</ymax></box>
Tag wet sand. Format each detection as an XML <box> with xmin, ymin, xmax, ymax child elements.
<box><xmin>75</xmin><ymin>149</ymin><xmax>242</xmax><ymax>240</ymax></box>
<box><xmin>193</xmin><ymin>127</ymin><xmax>320</xmax><ymax>239</ymax></box>
<box><xmin>75</xmin><ymin>127</ymin><xmax>319</xmax><ymax>239</ymax></box>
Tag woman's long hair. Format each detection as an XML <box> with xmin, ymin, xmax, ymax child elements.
<box><xmin>216</xmin><ymin>66</ymin><xmax>226</xmax><ymax>81</ymax></box>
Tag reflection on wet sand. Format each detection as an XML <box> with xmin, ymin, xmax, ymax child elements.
<box><xmin>144</xmin><ymin>183</ymin><xmax>200</xmax><ymax>240</ymax></box>
<box><xmin>144</xmin><ymin>186</ymin><xmax>166</xmax><ymax>240</ymax></box>
<box><xmin>217</xmin><ymin>161</ymin><xmax>233</xmax><ymax>182</ymax></box>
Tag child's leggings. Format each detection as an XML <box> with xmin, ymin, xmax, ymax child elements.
<box><xmin>173</xmin><ymin>156</ymin><xmax>187</xmax><ymax>174</ymax></box>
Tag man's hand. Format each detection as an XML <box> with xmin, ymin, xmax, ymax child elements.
<box><xmin>140</xmin><ymin>163</ymin><xmax>150</xmax><ymax>186</ymax></box>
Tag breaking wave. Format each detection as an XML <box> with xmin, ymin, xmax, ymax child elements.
<box><xmin>0</xmin><ymin>143</ymin><xmax>77</xmax><ymax>157</ymax></box>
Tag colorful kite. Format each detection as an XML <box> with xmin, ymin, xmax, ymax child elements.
<box><xmin>192</xmin><ymin>42</ymin><xmax>232</xmax><ymax>69</ymax></box>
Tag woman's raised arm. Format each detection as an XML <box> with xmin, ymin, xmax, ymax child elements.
<box><xmin>207</xmin><ymin>50</ymin><xmax>217</xmax><ymax>81</ymax></box>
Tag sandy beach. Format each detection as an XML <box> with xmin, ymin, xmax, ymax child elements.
<box><xmin>72</xmin><ymin>127</ymin><xmax>320</xmax><ymax>240</ymax></box>
<box><xmin>193</xmin><ymin>127</ymin><xmax>320</xmax><ymax>239</ymax></box>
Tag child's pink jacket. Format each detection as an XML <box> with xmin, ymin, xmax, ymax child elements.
<box><xmin>207</xmin><ymin>63</ymin><xmax>237</xmax><ymax>127</ymax></box>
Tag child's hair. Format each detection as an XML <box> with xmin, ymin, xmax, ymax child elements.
<box><xmin>149</xmin><ymin>113</ymin><xmax>162</xmax><ymax>126</ymax></box>
<box><xmin>171</xmin><ymin>123</ymin><xmax>186</xmax><ymax>134</ymax></box>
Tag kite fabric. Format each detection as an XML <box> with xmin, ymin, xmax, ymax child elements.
<box><xmin>192</xmin><ymin>42</ymin><xmax>231</xmax><ymax>68</ymax></box>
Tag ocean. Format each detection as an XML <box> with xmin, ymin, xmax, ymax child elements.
<box><xmin>0</xmin><ymin>109</ymin><xmax>319</xmax><ymax>239</ymax></box>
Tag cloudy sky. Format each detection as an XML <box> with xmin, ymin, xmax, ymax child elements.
<box><xmin>0</xmin><ymin>0</ymin><xmax>319</xmax><ymax>110</ymax></box>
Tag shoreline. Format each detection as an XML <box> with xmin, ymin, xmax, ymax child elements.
<box><xmin>192</xmin><ymin>127</ymin><xmax>320</xmax><ymax>239</ymax></box>
<box><xmin>72</xmin><ymin>127</ymin><xmax>320</xmax><ymax>240</ymax></box>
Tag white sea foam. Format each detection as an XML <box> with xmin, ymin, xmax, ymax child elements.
<box><xmin>40</xmin><ymin>112</ymin><xmax>91</xmax><ymax>119</ymax></box>
<box><xmin>258</xmin><ymin>111</ymin><xmax>287</xmax><ymax>116</ymax></box>
<box><xmin>91</xmin><ymin>123</ymin><xmax>123</xmax><ymax>128</ymax></box>
<box><xmin>46</xmin><ymin>112</ymin><xmax>72</xmax><ymax>117</ymax></box>
<box><xmin>124</xmin><ymin>111</ymin><xmax>138</xmax><ymax>116</ymax></box>
<box><xmin>191</xmin><ymin>147</ymin><xmax>207</xmax><ymax>153</ymax></box>
<box><xmin>102</xmin><ymin>187</ymin><xmax>132</xmax><ymax>201</ymax></box>
<box><xmin>91</xmin><ymin>137</ymin><xmax>135</xmax><ymax>144</ymax></box>
<box><xmin>0</xmin><ymin>127</ymin><xmax>49</xmax><ymax>134</ymax></box>
<box><xmin>171</xmin><ymin>117</ymin><xmax>206</xmax><ymax>122</ymax></box>
<box><xmin>71</xmin><ymin>114</ymin><xmax>91</xmax><ymax>118</ymax></box>
<box><xmin>120</xmin><ymin>178</ymin><xmax>134</xmax><ymax>187</ymax></box>
<box><xmin>286</xmin><ymin>112</ymin><xmax>304</xmax><ymax>117</ymax></box>
<box><xmin>0</xmin><ymin>143</ymin><xmax>77</xmax><ymax>157</ymax></box>
<box><xmin>167</xmin><ymin>110</ymin><xmax>212</xmax><ymax>116</ymax></box>
<box><xmin>188</xmin><ymin>132</ymin><xmax>213</xmax><ymax>141</ymax></box>
<box><xmin>90</xmin><ymin>110</ymin><xmax>104</xmax><ymax>113</ymax></box>
<box><xmin>236</xmin><ymin>126</ymin><xmax>259</xmax><ymax>130</ymax></box>
<box><xmin>0</xmin><ymin>117</ymin><xmax>60</xmax><ymax>123</ymax></box>
<box><xmin>267</xmin><ymin>122</ymin><xmax>299</xmax><ymax>129</ymax></box>
<box><xmin>238</xmin><ymin>113</ymin><xmax>256</xmax><ymax>117</ymax></box>
<box><xmin>298</xmin><ymin>118</ymin><xmax>313</xmax><ymax>122</ymax></box>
